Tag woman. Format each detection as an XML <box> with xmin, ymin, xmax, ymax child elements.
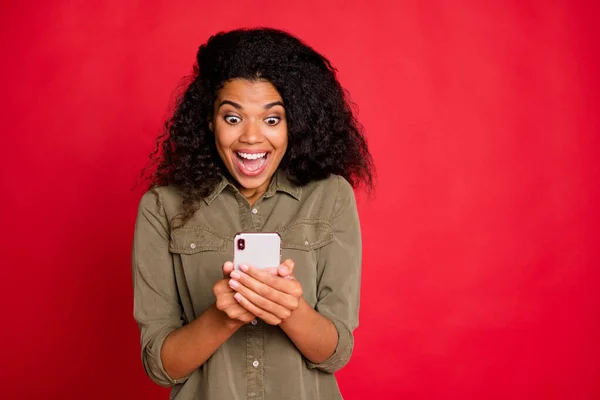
<box><xmin>133</xmin><ymin>28</ymin><xmax>374</xmax><ymax>399</ymax></box>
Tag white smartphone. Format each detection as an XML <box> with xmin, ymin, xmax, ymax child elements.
<box><xmin>233</xmin><ymin>232</ymin><xmax>281</xmax><ymax>271</ymax></box>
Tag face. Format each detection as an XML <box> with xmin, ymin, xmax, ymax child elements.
<box><xmin>211</xmin><ymin>79</ymin><xmax>288</xmax><ymax>198</ymax></box>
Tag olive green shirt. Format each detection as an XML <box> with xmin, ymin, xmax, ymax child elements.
<box><xmin>132</xmin><ymin>170</ymin><xmax>362</xmax><ymax>399</ymax></box>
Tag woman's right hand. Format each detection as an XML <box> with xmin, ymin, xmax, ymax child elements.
<box><xmin>213</xmin><ymin>261</ymin><xmax>256</xmax><ymax>326</ymax></box>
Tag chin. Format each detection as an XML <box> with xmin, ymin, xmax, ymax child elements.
<box><xmin>234</xmin><ymin>173</ymin><xmax>270</xmax><ymax>190</ymax></box>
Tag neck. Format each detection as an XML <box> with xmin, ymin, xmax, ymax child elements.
<box><xmin>238</xmin><ymin>177</ymin><xmax>272</xmax><ymax>207</ymax></box>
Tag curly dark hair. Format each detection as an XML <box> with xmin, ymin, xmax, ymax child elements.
<box><xmin>145</xmin><ymin>27</ymin><xmax>375</xmax><ymax>222</ymax></box>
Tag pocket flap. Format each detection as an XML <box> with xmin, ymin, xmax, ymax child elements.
<box><xmin>279</xmin><ymin>219</ymin><xmax>334</xmax><ymax>251</ymax></box>
<box><xmin>170</xmin><ymin>227</ymin><xmax>228</xmax><ymax>254</ymax></box>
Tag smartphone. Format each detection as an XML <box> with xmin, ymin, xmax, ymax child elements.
<box><xmin>233</xmin><ymin>232</ymin><xmax>281</xmax><ymax>271</ymax></box>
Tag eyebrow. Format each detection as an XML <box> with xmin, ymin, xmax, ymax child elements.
<box><xmin>217</xmin><ymin>100</ymin><xmax>285</xmax><ymax>110</ymax></box>
<box><xmin>264</xmin><ymin>101</ymin><xmax>284</xmax><ymax>109</ymax></box>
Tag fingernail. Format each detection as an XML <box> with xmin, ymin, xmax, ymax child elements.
<box><xmin>230</xmin><ymin>271</ymin><xmax>241</xmax><ymax>279</ymax></box>
<box><xmin>240</xmin><ymin>264</ymin><xmax>249</xmax><ymax>272</ymax></box>
<box><xmin>279</xmin><ymin>265</ymin><xmax>289</xmax><ymax>274</ymax></box>
<box><xmin>229</xmin><ymin>279</ymin><xmax>239</xmax><ymax>288</ymax></box>
<box><xmin>234</xmin><ymin>293</ymin><xmax>242</xmax><ymax>301</ymax></box>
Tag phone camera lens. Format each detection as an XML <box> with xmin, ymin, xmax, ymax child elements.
<box><xmin>237</xmin><ymin>238</ymin><xmax>245</xmax><ymax>251</ymax></box>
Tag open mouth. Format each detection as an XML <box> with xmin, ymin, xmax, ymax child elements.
<box><xmin>234</xmin><ymin>151</ymin><xmax>270</xmax><ymax>176</ymax></box>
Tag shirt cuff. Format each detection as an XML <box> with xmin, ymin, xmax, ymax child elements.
<box><xmin>142</xmin><ymin>326</ymin><xmax>191</xmax><ymax>387</ymax></box>
<box><xmin>305</xmin><ymin>318</ymin><xmax>354</xmax><ymax>373</ymax></box>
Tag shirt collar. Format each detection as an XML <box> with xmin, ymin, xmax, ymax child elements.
<box><xmin>203</xmin><ymin>176</ymin><xmax>230</xmax><ymax>205</ymax></box>
<box><xmin>266</xmin><ymin>169</ymin><xmax>302</xmax><ymax>200</ymax></box>
<box><xmin>204</xmin><ymin>169</ymin><xmax>302</xmax><ymax>205</ymax></box>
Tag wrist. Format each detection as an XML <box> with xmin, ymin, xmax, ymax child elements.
<box><xmin>224</xmin><ymin>318</ymin><xmax>245</xmax><ymax>331</ymax></box>
<box><xmin>280</xmin><ymin>297</ymin><xmax>308</xmax><ymax>329</ymax></box>
<box><xmin>210</xmin><ymin>303</ymin><xmax>245</xmax><ymax>331</ymax></box>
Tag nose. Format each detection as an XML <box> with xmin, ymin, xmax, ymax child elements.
<box><xmin>239</xmin><ymin>119</ymin><xmax>264</xmax><ymax>144</ymax></box>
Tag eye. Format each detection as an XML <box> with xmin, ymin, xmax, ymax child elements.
<box><xmin>264</xmin><ymin>116</ymin><xmax>280</xmax><ymax>126</ymax></box>
<box><xmin>224</xmin><ymin>115</ymin><xmax>241</xmax><ymax>125</ymax></box>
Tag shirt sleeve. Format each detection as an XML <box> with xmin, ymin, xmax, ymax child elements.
<box><xmin>132</xmin><ymin>188</ymin><xmax>189</xmax><ymax>387</ymax></box>
<box><xmin>306</xmin><ymin>176</ymin><xmax>362</xmax><ymax>373</ymax></box>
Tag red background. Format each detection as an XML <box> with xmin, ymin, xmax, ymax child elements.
<box><xmin>2</xmin><ymin>1</ymin><xmax>599</xmax><ymax>399</ymax></box>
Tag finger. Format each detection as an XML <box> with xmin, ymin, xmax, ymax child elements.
<box><xmin>213</xmin><ymin>279</ymin><xmax>235</xmax><ymax>295</ymax></box>
<box><xmin>222</xmin><ymin>261</ymin><xmax>234</xmax><ymax>278</ymax></box>
<box><xmin>278</xmin><ymin>259</ymin><xmax>295</xmax><ymax>278</ymax></box>
<box><xmin>229</xmin><ymin>278</ymin><xmax>294</xmax><ymax>319</ymax></box>
<box><xmin>236</xmin><ymin>312</ymin><xmax>256</xmax><ymax>324</ymax></box>
<box><xmin>236</xmin><ymin>266</ymin><xmax>303</xmax><ymax>299</ymax></box>
<box><xmin>215</xmin><ymin>288</ymin><xmax>242</xmax><ymax>309</ymax></box>
<box><xmin>215</xmin><ymin>294</ymin><xmax>238</xmax><ymax>311</ymax></box>
<box><xmin>234</xmin><ymin>293</ymin><xmax>282</xmax><ymax>325</ymax></box>
<box><xmin>226</xmin><ymin>304</ymin><xmax>256</xmax><ymax>323</ymax></box>
<box><xmin>230</xmin><ymin>272</ymin><xmax>300</xmax><ymax>313</ymax></box>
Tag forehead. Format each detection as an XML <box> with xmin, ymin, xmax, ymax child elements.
<box><xmin>217</xmin><ymin>79</ymin><xmax>282</xmax><ymax>103</ymax></box>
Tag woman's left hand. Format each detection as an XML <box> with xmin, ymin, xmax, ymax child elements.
<box><xmin>228</xmin><ymin>259</ymin><xmax>303</xmax><ymax>325</ymax></box>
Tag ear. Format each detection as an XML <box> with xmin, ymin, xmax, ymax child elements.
<box><xmin>208</xmin><ymin>121</ymin><xmax>214</xmax><ymax>132</ymax></box>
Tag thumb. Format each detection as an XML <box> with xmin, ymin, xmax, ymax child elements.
<box><xmin>222</xmin><ymin>261</ymin><xmax>234</xmax><ymax>278</ymax></box>
<box><xmin>278</xmin><ymin>259</ymin><xmax>295</xmax><ymax>277</ymax></box>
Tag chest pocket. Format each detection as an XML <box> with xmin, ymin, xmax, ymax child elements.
<box><xmin>278</xmin><ymin>219</ymin><xmax>333</xmax><ymax>306</ymax></box>
<box><xmin>169</xmin><ymin>227</ymin><xmax>230</xmax><ymax>317</ymax></box>
<box><xmin>279</xmin><ymin>218</ymin><xmax>334</xmax><ymax>251</ymax></box>
<box><xmin>169</xmin><ymin>227</ymin><xmax>229</xmax><ymax>254</ymax></box>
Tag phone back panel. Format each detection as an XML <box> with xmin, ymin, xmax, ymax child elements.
<box><xmin>233</xmin><ymin>232</ymin><xmax>281</xmax><ymax>270</ymax></box>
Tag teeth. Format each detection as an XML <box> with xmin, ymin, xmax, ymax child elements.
<box><xmin>237</xmin><ymin>152</ymin><xmax>266</xmax><ymax>160</ymax></box>
<box><xmin>238</xmin><ymin>157</ymin><xmax>267</xmax><ymax>172</ymax></box>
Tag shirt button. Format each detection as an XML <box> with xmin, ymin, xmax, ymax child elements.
<box><xmin>251</xmin><ymin>208</ymin><xmax>258</xmax><ymax>214</ymax></box>
<box><xmin>190</xmin><ymin>243</ymin><xmax>196</xmax><ymax>249</ymax></box>
<box><xmin>252</xmin><ymin>360</ymin><xmax>259</xmax><ymax>368</ymax></box>
<box><xmin>251</xmin><ymin>319</ymin><xmax>258</xmax><ymax>326</ymax></box>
